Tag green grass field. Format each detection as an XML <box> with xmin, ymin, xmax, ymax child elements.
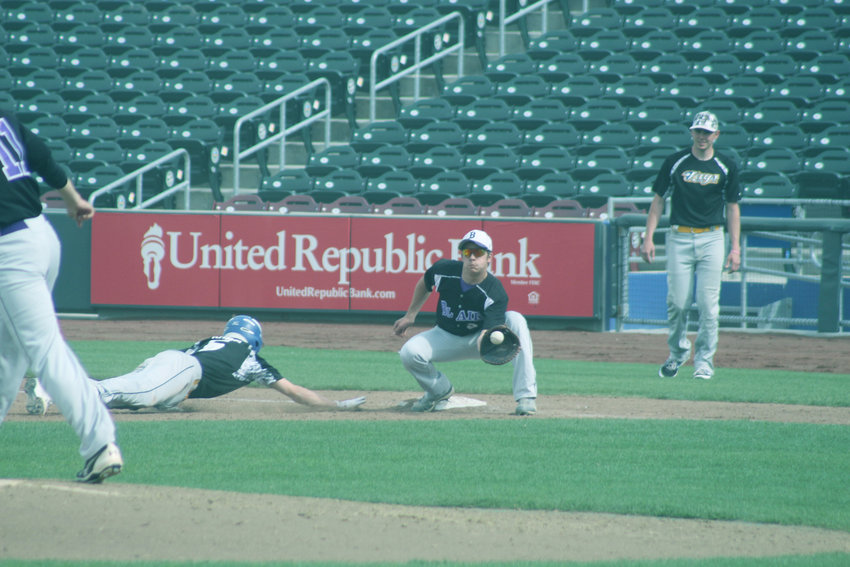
<box><xmin>2</xmin><ymin>341</ymin><xmax>848</xmax><ymax>567</ymax></box>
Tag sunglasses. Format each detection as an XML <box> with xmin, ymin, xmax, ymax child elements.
<box><xmin>461</xmin><ymin>247</ymin><xmax>488</xmax><ymax>258</ymax></box>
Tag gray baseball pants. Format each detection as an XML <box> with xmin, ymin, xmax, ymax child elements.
<box><xmin>399</xmin><ymin>311</ymin><xmax>537</xmax><ymax>400</ymax></box>
<box><xmin>95</xmin><ymin>350</ymin><xmax>202</xmax><ymax>410</ymax></box>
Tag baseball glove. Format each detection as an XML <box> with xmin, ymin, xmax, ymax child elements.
<box><xmin>479</xmin><ymin>325</ymin><xmax>521</xmax><ymax>365</ymax></box>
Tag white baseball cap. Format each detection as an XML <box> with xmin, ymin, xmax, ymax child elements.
<box><xmin>459</xmin><ymin>229</ymin><xmax>493</xmax><ymax>252</ymax></box>
<box><xmin>690</xmin><ymin>111</ymin><xmax>719</xmax><ymax>133</ymax></box>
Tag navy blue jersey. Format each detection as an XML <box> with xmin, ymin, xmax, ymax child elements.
<box><xmin>652</xmin><ymin>148</ymin><xmax>742</xmax><ymax>228</ymax></box>
<box><xmin>424</xmin><ymin>259</ymin><xmax>508</xmax><ymax>336</ymax></box>
<box><xmin>185</xmin><ymin>335</ymin><xmax>282</xmax><ymax>399</ymax></box>
<box><xmin>0</xmin><ymin>108</ymin><xmax>69</xmax><ymax>226</ymax></box>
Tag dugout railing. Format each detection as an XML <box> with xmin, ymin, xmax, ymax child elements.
<box><xmin>231</xmin><ymin>78</ymin><xmax>333</xmax><ymax>194</ymax></box>
<box><xmin>497</xmin><ymin>0</ymin><xmax>559</xmax><ymax>57</ymax></box>
<box><xmin>88</xmin><ymin>148</ymin><xmax>191</xmax><ymax>210</ymax></box>
<box><xmin>614</xmin><ymin>209</ymin><xmax>850</xmax><ymax>334</ymax></box>
<box><xmin>368</xmin><ymin>11</ymin><xmax>466</xmax><ymax>123</ymax></box>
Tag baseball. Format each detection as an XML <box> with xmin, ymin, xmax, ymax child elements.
<box><xmin>490</xmin><ymin>331</ymin><xmax>504</xmax><ymax>345</ymax></box>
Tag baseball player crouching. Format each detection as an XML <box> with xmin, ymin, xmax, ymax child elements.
<box><xmin>393</xmin><ymin>229</ymin><xmax>538</xmax><ymax>415</ymax></box>
<box><xmin>26</xmin><ymin>316</ymin><xmax>366</xmax><ymax>413</ymax></box>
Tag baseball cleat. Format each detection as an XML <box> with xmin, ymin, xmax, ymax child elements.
<box><xmin>411</xmin><ymin>385</ymin><xmax>454</xmax><ymax>412</ymax></box>
<box><xmin>693</xmin><ymin>366</ymin><xmax>713</xmax><ymax>380</ymax></box>
<box><xmin>24</xmin><ymin>376</ymin><xmax>52</xmax><ymax>415</ymax></box>
<box><xmin>515</xmin><ymin>397</ymin><xmax>537</xmax><ymax>416</ymax></box>
<box><xmin>76</xmin><ymin>443</ymin><xmax>123</xmax><ymax>484</ymax></box>
<box><xmin>658</xmin><ymin>358</ymin><xmax>682</xmax><ymax>378</ymax></box>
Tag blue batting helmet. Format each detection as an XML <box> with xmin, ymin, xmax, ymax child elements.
<box><xmin>223</xmin><ymin>315</ymin><xmax>264</xmax><ymax>352</ymax></box>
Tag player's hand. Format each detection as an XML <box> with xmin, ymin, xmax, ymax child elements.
<box><xmin>725</xmin><ymin>250</ymin><xmax>741</xmax><ymax>272</ymax></box>
<box><xmin>336</xmin><ymin>396</ymin><xmax>366</xmax><ymax>410</ymax></box>
<box><xmin>392</xmin><ymin>316</ymin><xmax>413</xmax><ymax>337</ymax></box>
<box><xmin>68</xmin><ymin>199</ymin><xmax>95</xmax><ymax>227</ymax></box>
<box><xmin>640</xmin><ymin>239</ymin><xmax>655</xmax><ymax>263</ymax></box>
<box><xmin>59</xmin><ymin>181</ymin><xmax>95</xmax><ymax>227</ymax></box>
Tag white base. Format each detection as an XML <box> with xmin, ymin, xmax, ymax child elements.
<box><xmin>399</xmin><ymin>395</ymin><xmax>487</xmax><ymax>411</ymax></box>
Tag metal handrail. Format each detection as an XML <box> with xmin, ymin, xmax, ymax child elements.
<box><xmin>89</xmin><ymin>148</ymin><xmax>191</xmax><ymax>210</ymax></box>
<box><xmin>616</xmin><ymin>218</ymin><xmax>850</xmax><ymax>332</ymax></box>
<box><xmin>369</xmin><ymin>11</ymin><xmax>465</xmax><ymax>122</ymax></box>
<box><xmin>232</xmin><ymin>78</ymin><xmax>332</xmax><ymax>194</ymax></box>
<box><xmin>499</xmin><ymin>0</ymin><xmax>554</xmax><ymax>57</ymax></box>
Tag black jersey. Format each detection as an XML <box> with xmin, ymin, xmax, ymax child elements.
<box><xmin>0</xmin><ymin>109</ymin><xmax>69</xmax><ymax>226</ymax></box>
<box><xmin>424</xmin><ymin>259</ymin><xmax>509</xmax><ymax>336</ymax></box>
<box><xmin>652</xmin><ymin>148</ymin><xmax>742</xmax><ymax>228</ymax></box>
<box><xmin>184</xmin><ymin>335</ymin><xmax>282</xmax><ymax>399</ymax></box>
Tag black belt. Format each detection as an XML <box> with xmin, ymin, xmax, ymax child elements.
<box><xmin>0</xmin><ymin>220</ymin><xmax>28</xmax><ymax>236</ymax></box>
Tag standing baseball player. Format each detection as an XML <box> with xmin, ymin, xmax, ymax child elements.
<box><xmin>393</xmin><ymin>229</ymin><xmax>538</xmax><ymax>415</ymax></box>
<box><xmin>29</xmin><ymin>316</ymin><xmax>367</xmax><ymax>412</ymax></box>
<box><xmin>640</xmin><ymin>111</ymin><xmax>742</xmax><ymax>380</ymax></box>
<box><xmin>0</xmin><ymin>107</ymin><xmax>122</xmax><ymax>483</ymax></box>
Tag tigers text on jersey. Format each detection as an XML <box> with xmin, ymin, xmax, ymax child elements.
<box><xmin>184</xmin><ymin>335</ymin><xmax>282</xmax><ymax>399</ymax></box>
<box><xmin>652</xmin><ymin>148</ymin><xmax>742</xmax><ymax>228</ymax></box>
<box><xmin>0</xmin><ymin>109</ymin><xmax>69</xmax><ymax>226</ymax></box>
<box><xmin>424</xmin><ymin>259</ymin><xmax>508</xmax><ymax>336</ymax></box>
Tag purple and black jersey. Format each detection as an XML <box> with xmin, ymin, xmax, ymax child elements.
<box><xmin>424</xmin><ymin>259</ymin><xmax>509</xmax><ymax>336</ymax></box>
<box><xmin>0</xmin><ymin>109</ymin><xmax>69</xmax><ymax>226</ymax></box>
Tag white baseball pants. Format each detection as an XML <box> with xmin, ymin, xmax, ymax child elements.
<box><xmin>399</xmin><ymin>311</ymin><xmax>537</xmax><ymax>401</ymax></box>
<box><xmin>95</xmin><ymin>350</ymin><xmax>202</xmax><ymax>410</ymax></box>
<box><xmin>0</xmin><ymin>215</ymin><xmax>117</xmax><ymax>460</ymax></box>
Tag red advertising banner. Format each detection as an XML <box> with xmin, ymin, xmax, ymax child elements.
<box><xmin>348</xmin><ymin>217</ymin><xmax>477</xmax><ymax>312</ymax></box>
<box><xmin>90</xmin><ymin>212</ymin><xmax>598</xmax><ymax>318</ymax></box>
<box><xmin>91</xmin><ymin>212</ymin><xmax>222</xmax><ymax>307</ymax></box>
<box><xmin>218</xmin><ymin>215</ymin><xmax>352</xmax><ymax>310</ymax></box>
<box><xmin>483</xmin><ymin>220</ymin><xmax>596</xmax><ymax>318</ymax></box>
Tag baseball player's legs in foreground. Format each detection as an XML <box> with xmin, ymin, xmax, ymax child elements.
<box><xmin>399</xmin><ymin>311</ymin><xmax>537</xmax><ymax>406</ymax></box>
<box><xmin>665</xmin><ymin>230</ymin><xmax>725</xmax><ymax>376</ymax></box>
<box><xmin>0</xmin><ymin>216</ymin><xmax>121</xmax><ymax>482</ymax></box>
<box><xmin>95</xmin><ymin>350</ymin><xmax>202</xmax><ymax>410</ymax></box>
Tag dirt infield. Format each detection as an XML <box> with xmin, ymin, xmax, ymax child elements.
<box><xmin>3</xmin><ymin>320</ymin><xmax>849</xmax><ymax>563</ymax></box>
<box><xmin>54</xmin><ymin>319</ymin><xmax>850</xmax><ymax>375</ymax></box>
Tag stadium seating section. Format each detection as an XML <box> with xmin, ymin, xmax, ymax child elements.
<box><xmin>5</xmin><ymin>0</ymin><xmax>849</xmax><ymax>214</ymax></box>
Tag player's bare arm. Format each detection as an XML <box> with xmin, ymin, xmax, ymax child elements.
<box><xmin>725</xmin><ymin>202</ymin><xmax>742</xmax><ymax>272</ymax></box>
<box><xmin>270</xmin><ymin>378</ymin><xmax>366</xmax><ymax>411</ymax></box>
<box><xmin>393</xmin><ymin>277</ymin><xmax>431</xmax><ymax>337</ymax></box>
<box><xmin>641</xmin><ymin>194</ymin><xmax>665</xmax><ymax>263</ymax></box>
<box><xmin>57</xmin><ymin>179</ymin><xmax>94</xmax><ymax>227</ymax></box>
<box><xmin>270</xmin><ymin>378</ymin><xmax>338</xmax><ymax>409</ymax></box>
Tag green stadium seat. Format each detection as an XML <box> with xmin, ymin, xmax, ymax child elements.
<box><xmin>536</xmin><ymin>53</ymin><xmax>588</xmax><ymax>84</ymax></box>
<box><xmin>460</xmin><ymin>146</ymin><xmax>520</xmax><ymax>181</ymax></box>
<box><xmin>398</xmin><ymin>97</ymin><xmax>454</xmax><ymax>129</ymax></box>
<box><xmin>351</xmin><ymin>120</ymin><xmax>407</xmax><ymax>152</ymax></box>
<box><xmin>363</xmin><ymin>170</ymin><xmax>418</xmax><ymax>202</ymax></box>
<box><xmin>525</xmin><ymin>173</ymin><xmax>579</xmax><ymax>206</ymax></box>
<box><xmin>454</xmin><ymin>97</ymin><xmax>512</xmax><ymax>130</ymax></box>
<box><xmin>441</xmin><ymin>75</ymin><xmax>495</xmax><ymax>106</ymax></box>
<box><xmin>406</xmin><ymin>122</ymin><xmax>465</xmax><ymax>153</ymax></box>
<box><xmin>409</xmin><ymin>146</ymin><xmax>464</xmax><ymax>180</ymax></box>
<box><xmin>414</xmin><ymin>171</ymin><xmax>471</xmax><ymax>205</ymax></box>
<box><xmin>743</xmin><ymin>172</ymin><xmax>797</xmax><ymax>199</ymax></box>
<box><xmin>521</xmin><ymin>122</ymin><xmax>582</xmax><ymax>150</ymax></box>
<box><xmin>357</xmin><ymin>146</ymin><xmax>411</xmax><ymax>179</ymax></box>
<box><xmin>516</xmin><ymin>147</ymin><xmax>574</xmax><ymax>182</ymax></box>
<box><xmin>493</xmin><ymin>75</ymin><xmax>550</xmax><ymax>107</ymax></box>
<box><xmin>745</xmin><ymin>148</ymin><xmax>804</xmax><ymax>176</ymax></box>
<box><xmin>462</xmin><ymin>122</ymin><xmax>524</xmax><ymax>154</ymax></box>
